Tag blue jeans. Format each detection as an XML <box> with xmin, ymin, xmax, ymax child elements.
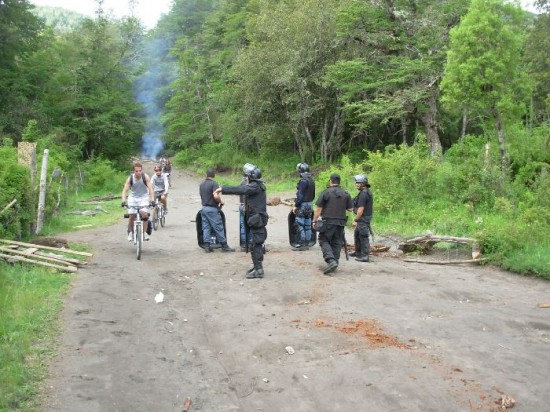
<box><xmin>201</xmin><ymin>206</ymin><xmax>226</xmax><ymax>245</ymax></box>
<box><xmin>295</xmin><ymin>202</ymin><xmax>313</xmax><ymax>241</ymax></box>
<box><xmin>239</xmin><ymin>203</ymin><xmax>246</xmax><ymax>245</ymax></box>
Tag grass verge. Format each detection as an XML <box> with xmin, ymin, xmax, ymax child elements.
<box><xmin>0</xmin><ymin>263</ymin><xmax>71</xmax><ymax>411</ymax></box>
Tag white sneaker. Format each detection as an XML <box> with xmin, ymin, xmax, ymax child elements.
<box><xmin>144</xmin><ymin>233</ymin><xmax>150</xmax><ymax>241</ymax></box>
<box><xmin>127</xmin><ymin>232</ymin><xmax>133</xmax><ymax>241</ymax></box>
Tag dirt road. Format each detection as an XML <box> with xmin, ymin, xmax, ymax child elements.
<box><xmin>41</xmin><ymin>168</ymin><xmax>550</xmax><ymax>412</ymax></box>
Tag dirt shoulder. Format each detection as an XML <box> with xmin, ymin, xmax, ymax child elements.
<box><xmin>41</xmin><ymin>168</ymin><xmax>550</xmax><ymax>412</ymax></box>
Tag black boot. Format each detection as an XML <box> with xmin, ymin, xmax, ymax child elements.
<box><xmin>246</xmin><ymin>248</ymin><xmax>264</xmax><ymax>278</ymax></box>
<box><xmin>355</xmin><ymin>238</ymin><xmax>370</xmax><ymax>262</ymax></box>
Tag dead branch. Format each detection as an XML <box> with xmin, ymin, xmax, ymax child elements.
<box><xmin>281</xmin><ymin>198</ymin><xmax>295</xmax><ymax>207</ymax></box>
<box><xmin>404</xmin><ymin>234</ymin><xmax>475</xmax><ymax>244</ymax></box>
<box><xmin>398</xmin><ymin>233</ymin><xmax>480</xmax><ymax>258</ymax></box>
<box><xmin>0</xmin><ymin>199</ymin><xmax>17</xmax><ymax>215</ymax></box>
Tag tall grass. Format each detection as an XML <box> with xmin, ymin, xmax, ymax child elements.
<box><xmin>0</xmin><ymin>263</ymin><xmax>71</xmax><ymax>411</ymax></box>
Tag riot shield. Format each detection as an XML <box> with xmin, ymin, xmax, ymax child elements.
<box><xmin>288</xmin><ymin>210</ymin><xmax>316</xmax><ymax>247</ymax></box>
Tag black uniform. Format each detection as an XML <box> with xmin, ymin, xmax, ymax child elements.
<box><xmin>316</xmin><ymin>185</ymin><xmax>353</xmax><ymax>265</ymax></box>
<box><xmin>222</xmin><ymin>179</ymin><xmax>268</xmax><ymax>276</ymax></box>
<box><xmin>353</xmin><ymin>187</ymin><xmax>373</xmax><ymax>259</ymax></box>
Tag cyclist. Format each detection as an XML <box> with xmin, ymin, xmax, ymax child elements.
<box><xmin>152</xmin><ymin>165</ymin><xmax>169</xmax><ymax>213</ymax></box>
<box><xmin>121</xmin><ymin>162</ymin><xmax>155</xmax><ymax>241</ymax></box>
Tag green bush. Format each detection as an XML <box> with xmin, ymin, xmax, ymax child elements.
<box><xmin>0</xmin><ymin>148</ymin><xmax>33</xmax><ymax>239</ymax></box>
<box><xmin>80</xmin><ymin>159</ymin><xmax>126</xmax><ymax>193</ymax></box>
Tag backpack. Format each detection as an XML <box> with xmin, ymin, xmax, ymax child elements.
<box><xmin>129</xmin><ymin>173</ymin><xmax>146</xmax><ymax>187</ymax></box>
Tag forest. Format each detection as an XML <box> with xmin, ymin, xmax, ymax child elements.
<box><xmin>0</xmin><ymin>0</ymin><xmax>549</xmax><ymax>276</ymax></box>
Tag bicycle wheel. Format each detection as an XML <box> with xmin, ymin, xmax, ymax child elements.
<box><xmin>136</xmin><ymin>223</ymin><xmax>142</xmax><ymax>260</ymax></box>
<box><xmin>160</xmin><ymin>205</ymin><xmax>166</xmax><ymax>228</ymax></box>
<box><xmin>152</xmin><ymin>206</ymin><xmax>159</xmax><ymax>231</ymax></box>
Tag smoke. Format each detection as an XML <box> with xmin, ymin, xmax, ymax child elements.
<box><xmin>134</xmin><ymin>35</ymin><xmax>177</xmax><ymax>159</ymax></box>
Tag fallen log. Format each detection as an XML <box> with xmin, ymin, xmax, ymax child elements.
<box><xmin>403</xmin><ymin>258</ymin><xmax>488</xmax><ymax>265</ymax></box>
<box><xmin>398</xmin><ymin>233</ymin><xmax>480</xmax><ymax>258</ymax></box>
<box><xmin>0</xmin><ymin>251</ymin><xmax>77</xmax><ymax>272</ymax></box>
<box><xmin>0</xmin><ymin>239</ymin><xmax>92</xmax><ymax>257</ymax></box>
<box><xmin>83</xmin><ymin>193</ymin><xmax>119</xmax><ymax>201</ymax></box>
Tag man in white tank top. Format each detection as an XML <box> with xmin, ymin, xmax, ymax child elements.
<box><xmin>121</xmin><ymin>162</ymin><xmax>155</xmax><ymax>241</ymax></box>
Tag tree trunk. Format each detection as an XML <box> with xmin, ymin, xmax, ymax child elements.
<box><xmin>421</xmin><ymin>93</ymin><xmax>442</xmax><ymax>157</ymax></box>
<box><xmin>494</xmin><ymin>108</ymin><xmax>509</xmax><ymax>173</ymax></box>
<box><xmin>461</xmin><ymin>108</ymin><xmax>467</xmax><ymax>142</ymax></box>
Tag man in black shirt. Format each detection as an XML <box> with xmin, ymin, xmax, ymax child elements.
<box><xmin>312</xmin><ymin>173</ymin><xmax>353</xmax><ymax>275</ymax></box>
<box><xmin>199</xmin><ymin>168</ymin><xmax>235</xmax><ymax>253</ymax></box>
<box><xmin>215</xmin><ymin>163</ymin><xmax>268</xmax><ymax>279</ymax></box>
<box><xmin>351</xmin><ymin>174</ymin><xmax>373</xmax><ymax>262</ymax></box>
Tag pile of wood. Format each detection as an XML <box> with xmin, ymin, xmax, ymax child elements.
<box><xmin>0</xmin><ymin>238</ymin><xmax>92</xmax><ymax>273</ymax></box>
<box><xmin>398</xmin><ymin>232</ymin><xmax>484</xmax><ymax>264</ymax></box>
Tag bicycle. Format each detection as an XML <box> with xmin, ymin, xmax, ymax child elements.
<box><xmin>123</xmin><ymin>204</ymin><xmax>150</xmax><ymax>260</ymax></box>
<box><xmin>152</xmin><ymin>195</ymin><xmax>166</xmax><ymax>231</ymax></box>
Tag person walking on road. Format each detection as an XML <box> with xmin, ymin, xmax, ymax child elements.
<box><xmin>121</xmin><ymin>162</ymin><xmax>156</xmax><ymax>241</ymax></box>
<box><xmin>199</xmin><ymin>168</ymin><xmax>235</xmax><ymax>253</ymax></box>
<box><xmin>215</xmin><ymin>163</ymin><xmax>268</xmax><ymax>279</ymax></box>
<box><xmin>292</xmin><ymin>162</ymin><xmax>316</xmax><ymax>251</ymax></box>
<box><xmin>351</xmin><ymin>174</ymin><xmax>373</xmax><ymax>262</ymax></box>
<box><xmin>312</xmin><ymin>173</ymin><xmax>353</xmax><ymax>275</ymax></box>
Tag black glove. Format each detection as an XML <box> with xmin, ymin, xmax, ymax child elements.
<box><xmin>149</xmin><ymin>200</ymin><xmax>155</xmax><ymax>207</ymax></box>
<box><xmin>121</xmin><ymin>201</ymin><xmax>127</xmax><ymax>207</ymax></box>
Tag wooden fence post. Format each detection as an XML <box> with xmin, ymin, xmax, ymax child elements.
<box><xmin>36</xmin><ymin>149</ymin><xmax>49</xmax><ymax>235</ymax></box>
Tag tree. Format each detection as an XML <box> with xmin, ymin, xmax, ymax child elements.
<box><xmin>229</xmin><ymin>0</ymin><xmax>345</xmax><ymax>161</ymax></box>
<box><xmin>45</xmin><ymin>10</ymin><xmax>144</xmax><ymax>162</ymax></box>
<box><xmin>0</xmin><ymin>0</ymin><xmax>43</xmax><ymax>136</ymax></box>
<box><xmin>440</xmin><ymin>0</ymin><xmax>529</xmax><ymax>173</ymax></box>
<box><xmin>524</xmin><ymin>5</ymin><xmax>550</xmax><ymax>124</ymax></box>
<box><xmin>323</xmin><ymin>0</ymin><xmax>469</xmax><ymax>156</ymax></box>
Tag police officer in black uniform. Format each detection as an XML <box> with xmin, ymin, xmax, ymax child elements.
<box><xmin>351</xmin><ymin>174</ymin><xmax>373</xmax><ymax>262</ymax></box>
<box><xmin>292</xmin><ymin>162</ymin><xmax>316</xmax><ymax>251</ymax></box>
<box><xmin>215</xmin><ymin>163</ymin><xmax>268</xmax><ymax>279</ymax></box>
<box><xmin>312</xmin><ymin>173</ymin><xmax>353</xmax><ymax>275</ymax></box>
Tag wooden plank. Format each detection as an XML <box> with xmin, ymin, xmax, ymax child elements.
<box><xmin>23</xmin><ymin>247</ymin><xmax>39</xmax><ymax>255</ymax></box>
<box><xmin>33</xmin><ymin>250</ymin><xmax>85</xmax><ymax>265</ymax></box>
<box><xmin>538</xmin><ymin>303</ymin><xmax>550</xmax><ymax>308</ymax></box>
<box><xmin>0</xmin><ymin>239</ymin><xmax>92</xmax><ymax>256</ymax></box>
<box><xmin>0</xmin><ymin>246</ymin><xmax>78</xmax><ymax>267</ymax></box>
<box><xmin>0</xmin><ymin>252</ymin><xmax>77</xmax><ymax>273</ymax></box>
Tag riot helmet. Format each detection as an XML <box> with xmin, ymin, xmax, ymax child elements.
<box><xmin>354</xmin><ymin>174</ymin><xmax>370</xmax><ymax>186</ymax></box>
<box><xmin>296</xmin><ymin>162</ymin><xmax>310</xmax><ymax>173</ymax></box>
<box><xmin>243</xmin><ymin>163</ymin><xmax>262</xmax><ymax>180</ymax></box>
